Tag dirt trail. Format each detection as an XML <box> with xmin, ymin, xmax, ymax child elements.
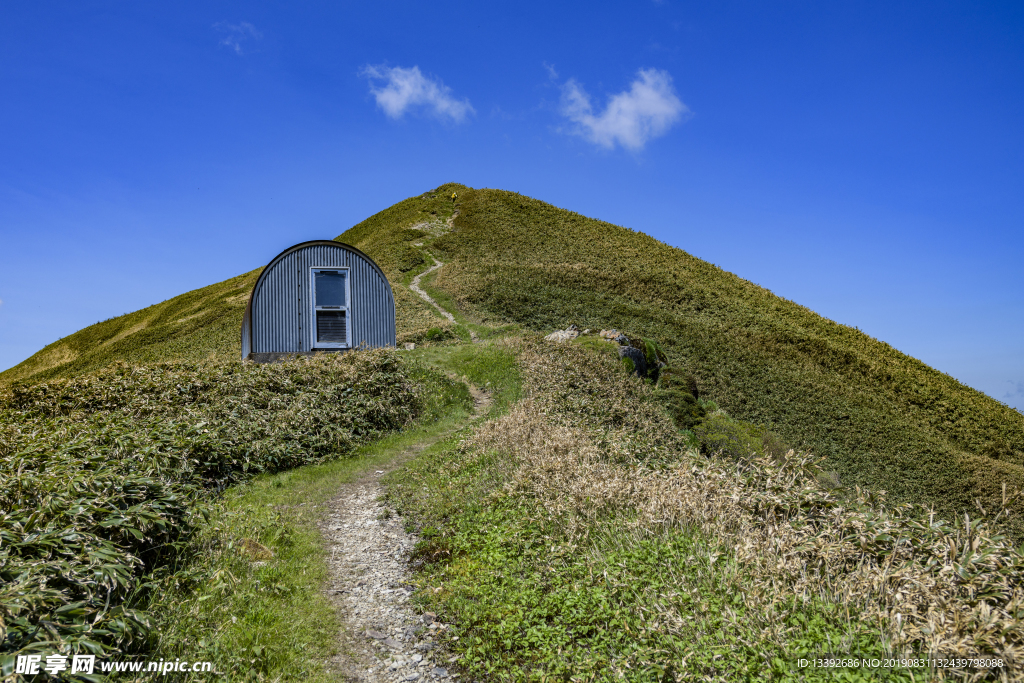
<box><xmin>321</xmin><ymin>224</ymin><xmax>484</xmax><ymax>681</ymax></box>
<box><xmin>322</xmin><ymin>381</ymin><xmax>489</xmax><ymax>682</ymax></box>
<box><xmin>409</xmin><ymin>254</ymin><xmax>455</xmax><ymax>324</ymax></box>
<box><xmin>408</xmin><ymin>209</ymin><xmax>459</xmax><ymax>326</ymax></box>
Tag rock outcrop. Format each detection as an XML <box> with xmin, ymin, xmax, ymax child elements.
<box><xmin>543</xmin><ymin>324</ymin><xmax>581</xmax><ymax>342</ymax></box>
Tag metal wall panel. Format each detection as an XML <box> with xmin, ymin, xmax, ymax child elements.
<box><xmin>241</xmin><ymin>311</ymin><xmax>251</xmax><ymax>359</ymax></box>
<box><xmin>246</xmin><ymin>241</ymin><xmax>395</xmax><ymax>356</ymax></box>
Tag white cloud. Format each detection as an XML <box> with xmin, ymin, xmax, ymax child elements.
<box><xmin>215</xmin><ymin>22</ymin><xmax>262</xmax><ymax>55</ymax></box>
<box><xmin>361</xmin><ymin>65</ymin><xmax>473</xmax><ymax>123</ymax></box>
<box><xmin>559</xmin><ymin>69</ymin><xmax>689</xmax><ymax>150</ymax></box>
<box><xmin>0</xmin><ymin>298</ymin><xmax>4</xmax><ymax>307</ymax></box>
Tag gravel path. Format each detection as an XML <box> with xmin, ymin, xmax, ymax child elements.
<box><xmin>323</xmin><ymin>386</ymin><xmax>489</xmax><ymax>682</ymax></box>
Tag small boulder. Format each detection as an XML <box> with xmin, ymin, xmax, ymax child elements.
<box><xmin>544</xmin><ymin>324</ymin><xmax>580</xmax><ymax>342</ymax></box>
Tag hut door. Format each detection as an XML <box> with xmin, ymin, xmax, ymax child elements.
<box><xmin>310</xmin><ymin>268</ymin><xmax>351</xmax><ymax>348</ymax></box>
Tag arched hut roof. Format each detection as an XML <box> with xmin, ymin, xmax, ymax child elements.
<box><xmin>241</xmin><ymin>240</ymin><xmax>395</xmax><ymax>359</ymax></box>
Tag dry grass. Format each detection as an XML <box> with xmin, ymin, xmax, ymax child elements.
<box><xmin>465</xmin><ymin>339</ymin><xmax>1024</xmax><ymax>678</ymax></box>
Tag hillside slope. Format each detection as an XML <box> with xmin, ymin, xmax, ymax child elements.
<box><xmin>0</xmin><ymin>269</ymin><xmax>260</xmax><ymax>383</ymax></box>
<box><xmin>345</xmin><ymin>184</ymin><xmax>1024</xmax><ymax>538</ymax></box>
<box><xmin>4</xmin><ymin>183</ymin><xmax>1024</xmax><ymax>537</ymax></box>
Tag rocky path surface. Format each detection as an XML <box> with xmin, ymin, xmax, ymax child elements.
<box><xmin>322</xmin><ymin>386</ymin><xmax>490</xmax><ymax>682</ymax></box>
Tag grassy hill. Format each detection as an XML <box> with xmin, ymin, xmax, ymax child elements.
<box><xmin>0</xmin><ymin>269</ymin><xmax>260</xmax><ymax>384</ymax></box>
<box><xmin>4</xmin><ymin>183</ymin><xmax>1024</xmax><ymax>539</ymax></box>
<box><xmin>348</xmin><ymin>183</ymin><xmax>1024</xmax><ymax>540</ymax></box>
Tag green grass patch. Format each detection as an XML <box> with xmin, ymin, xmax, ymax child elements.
<box><xmin>150</xmin><ymin>396</ymin><xmax>474</xmax><ymax>681</ymax></box>
<box><xmin>406</xmin><ymin>342</ymin><xmax>522</xmax><ymax>417</ymax></box>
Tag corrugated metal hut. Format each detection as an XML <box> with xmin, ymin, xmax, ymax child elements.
<box><xmin>241</xmin><ymin>240</ymin><xmax>396</xmax><ymax>361</ymax></box>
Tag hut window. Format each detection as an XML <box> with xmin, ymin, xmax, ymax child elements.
<box><xmin>311</xmin><ymin>268</ymin><xmax>350</xmax><ymax>348</ymax></box>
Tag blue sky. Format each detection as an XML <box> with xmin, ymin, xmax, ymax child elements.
<box><xmin>1</xmin><ymin>1</ymin><xmax>1022</xmax><ymax>410</ymax></box>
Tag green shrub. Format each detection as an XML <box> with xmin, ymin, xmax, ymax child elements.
<box><xmin>655</xmin><ymin>388</ymin><xmax>707</xmax><ymax>430</ymax></box>
<box><xmin>693</xmin><ymin>413</ymin><xmax>769</xmax><ymax>461</ymax></box>
<box><xmin>679</xmin><ymin>428</ymin><xmax>701</xmax><ymax>450</ymax></box>
<box><xmin>398</xmin><ymin>322</ymin><xmax>460</xmax><ymax>346</ymax></box>
<box><xmin>0</xmin><ymin>416</ymin><xmax>203</xmax><ymax>659</ymax></box>
<box><xmin>760</xmin><ymin>429</ymin><xmax>790</xmax><ymax>460</ymax></box>
<box><xmin>690</xmin><ymin>411</ymin><xmax>789</xmax><ymax>463</ymax></box>
<box><xmin>657</xmin><ymin>366</ymin><xmax>699</xmax><ymax>399</ymax></box>
<box><xmin>397</xmin><ymin>244</ymin><xmax>426</xmax><ymax>272</ymax></box>
<box><xmin>425</xmin><ymin>326</ymin><xmax>455</xmax><ymax>343</ymax></box>
<box><xmin>642</xmin><ymin>337</ymin><xmax>667</xmax><ymax>367</ymax></box>
<box><xmin>980</xmin><ymin>439</ymin><xmax>1024</xmax><ymax>466</ymax></box>
<box><xmin>0</xmin><ymin>350</ymin><xmax>422</xmax><ymax>661</ymax></box>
